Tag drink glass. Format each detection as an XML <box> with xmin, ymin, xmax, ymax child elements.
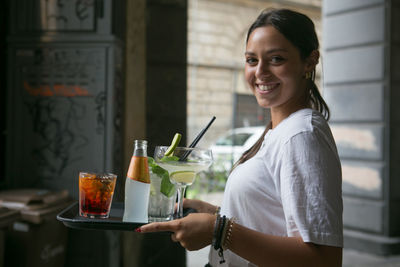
<box><xmin>154</xmin><ymin>146</ymin><xmax>213</xmax><ymax>218</ymax></box>
<box><xmin>148</xmin><ymin>171</ymin><xmax>177</xmax><ymax>222</ymax></box>
<box><xmin>79</xmin><ymin>172</ymin><xmax>117</xmax><ymax>218</ymax></box>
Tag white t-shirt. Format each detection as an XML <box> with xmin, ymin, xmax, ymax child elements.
<box><xmin>209</xmin><ymin>108</ymin><xmax>343</xmax><ymax>267</ymax></box>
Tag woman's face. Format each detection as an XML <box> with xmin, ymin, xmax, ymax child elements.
<box><xmin>245</xmin><ymin>26</ymin><xmax>311</xmax><ymax>111</ymax></box>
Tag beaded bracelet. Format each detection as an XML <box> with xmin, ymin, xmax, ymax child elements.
<box><xmin>220</xmin><ymin>217</ymin><xmax>230</xmax><ymax>250</ymax></box>
<box><xmin>221</xmin><ymin>217</ymin><xmax>235</xmax><ymax>250</ymax></box>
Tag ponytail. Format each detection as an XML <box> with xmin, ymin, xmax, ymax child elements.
<box><xmin>309</xmin><ymin>70</ymin><xmax>330</xmax><ymax>121</ymax></box>
<box><xmin>232</xmin><ymin>121</ymin><xmax>271</xmax><ymax>170</ymax></box>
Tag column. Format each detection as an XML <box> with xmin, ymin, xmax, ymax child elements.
<box><xmin>323</xmin><ymin>0</ymin><xmax>400</xmax><ymax>255</ymax></box>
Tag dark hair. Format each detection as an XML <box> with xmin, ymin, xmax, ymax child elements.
<box><xmin>235</xmin><ymin>9</ymin><xmax>330</xmax><ymax>168</ymax></box>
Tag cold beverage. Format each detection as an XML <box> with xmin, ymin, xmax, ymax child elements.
<box><xmin>123</xmin><ymin>140</ymin><xmax>151</xmax><ymax>223</ymax></box>
<box><xmin>79</xmin><ymin>172</ymin><xmax>117</xmax><ymax>218</ymax></box>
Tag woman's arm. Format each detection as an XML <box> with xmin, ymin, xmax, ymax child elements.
<box><xmin>138</xmin><ymin>213</ymin><xmax>342</xmax><ymax>267</ymax></box>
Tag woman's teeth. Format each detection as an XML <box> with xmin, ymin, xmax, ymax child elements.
<box><xmin>258</xmin><ymin>84</ymin><xmax>276</xmax><ymax>91</ymax></box>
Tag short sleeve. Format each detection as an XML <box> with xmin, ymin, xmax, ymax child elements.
<box><xmin>280</xmin><ymin>130</ymin><xmax>343</xmax><ymax>247</ymax></box>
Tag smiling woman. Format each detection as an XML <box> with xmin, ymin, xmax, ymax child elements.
<box><xmin>138</xmin><ymin>9</ymin><xmax>343</xmax><ymax>267</ymax></box>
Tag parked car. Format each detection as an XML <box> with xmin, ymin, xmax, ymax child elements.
<box><xmin>209</xmin><ymin>126</ymin><xmax>265</xmax><ymax>171</ymax></box>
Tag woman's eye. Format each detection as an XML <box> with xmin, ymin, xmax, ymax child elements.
<box><xmin>246</xmin><ymin>57</ymin><xmax>258</xmax><ymax>65</ymax></box>
<box><xmin>270</xmin><ymin>56</ymin><xmax>284</xmax><ymax>64</ymax></box>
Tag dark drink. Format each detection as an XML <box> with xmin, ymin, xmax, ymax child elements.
<box><xmin>79</xmin><ymin>172</ymin><xmax>117</xmax><ymax>218</ymax></box>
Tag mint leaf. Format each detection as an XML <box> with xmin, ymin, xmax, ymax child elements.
<box><xmin>148</xmin><ymin>156</ymin><xmax>156</xmax><ymax>166</ymax></box>
<box><xmin>148</xmin><ymin>157</ymin><xmax>176</xmax><ymax>197</ymax></box>
<box><xmin>160</xmin><ymin>173</ymin><xmax>176</xmax><ymax>197</ymax></box>
<box><xmin>160</xmin><ymin>155</ymin><xmax>180</xmax><ymax>162</ymax></box>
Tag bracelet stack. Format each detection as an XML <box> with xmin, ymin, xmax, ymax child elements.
<box><xmin>211</xmin><ymin>213</ymin><xmax>235</xmax><ymax>264</ymax></box>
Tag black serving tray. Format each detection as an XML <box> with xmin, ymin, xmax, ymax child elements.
<box><xmin>56</xmin><ymin>202</ymin><xmax>145</xmax><ymax>231</ymax></box>
<box><xmin>57</xmin><ymin>202</ymin><xmax>197</xmax><ymax>231</ymax></box>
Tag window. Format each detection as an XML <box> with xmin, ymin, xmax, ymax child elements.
<box><xmin>215</xmin><ymin>133</ymin><xmax>252</xmax><ymax>146</ymax></box>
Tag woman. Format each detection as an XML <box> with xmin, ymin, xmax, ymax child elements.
<box><xmin>138</xmin><ymin>8</ymin><xmax>343</xmax><ymax>267</ymax></box>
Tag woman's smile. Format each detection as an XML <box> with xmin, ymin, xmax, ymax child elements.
<box><xmin>256</xmin><ymin>82</ymin><xmax>280</xmax><ymax>94</ymax></box>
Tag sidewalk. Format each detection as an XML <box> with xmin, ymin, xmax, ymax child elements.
<box><xmin>342</xmin><ymin>249</ymin><xmax>400</xmax><ymax>267</ymax></box>
<box><xmin>187</xmin><ymin>246</ymin><xmax>400</xmax><ymax>267</ymax></box>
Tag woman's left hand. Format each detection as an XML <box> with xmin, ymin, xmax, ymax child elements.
<box><xmin>137</xmin><ymin>213</ymin><xmax>216</xmax><ymax>251</ymax></box>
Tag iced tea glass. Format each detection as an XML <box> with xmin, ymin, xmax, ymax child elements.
<box><xmin>79</xmin><ymin>172</ymin><xmax>117</xmax><ymax>218</ymax></box>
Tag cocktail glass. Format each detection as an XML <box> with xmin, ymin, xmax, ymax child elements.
<box><xmin>154</xmin><ymin>146</ymin><xmax>213</xmax><ymax>218</ymax></box>
<box><xmin>79</xmin><ymin>172</ymin><xmax>117</xmax><ymax>218</ymax></box>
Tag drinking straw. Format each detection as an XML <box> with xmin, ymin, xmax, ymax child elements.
<box><xmin>189</xmin><ymin>116</ymin><xmax>216</xmax><ymax>148</ymax></box>
<box><xmin>180</xmin><ymin>116</ymin><xmax>216</xmax><ymax>161</ymax></box>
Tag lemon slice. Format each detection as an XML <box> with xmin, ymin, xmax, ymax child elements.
<box><xmin>164</xmin><ymin>133</ymin><xmax>182</xmax><ymax>157</ymax></box>
<box><xmin>170</xmin><ymin>171</ymin><xmax>196</xmax><ymax>185</ymax></box>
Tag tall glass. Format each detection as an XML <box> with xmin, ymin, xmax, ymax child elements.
<box><xmin>154</xmin><ymin>146</ymin><xmax>213</xmax><ymax>218</ymax></box>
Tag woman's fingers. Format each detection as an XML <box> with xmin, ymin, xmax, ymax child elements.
<box><xmin>137</xmin><ymin>222</ymin><xmax>180</xmax><ymax>242</ymax></box>
<box><xmin>136</xmin><ymin>213</ymin><xmax>215</xmax><ymax>251</ymax></box>
<box><xmin>137</xmin><ymin>219</ymin><xmax>183</xmax><ymax>233</ymax></box>
<box><xmin>171</xmin><ymin>233</ymin><xmax>178</xmax><ymax>242</ymax></box>
<box><xmin>138</xmin><ymin>222</ymin><xmax>173</xmax><ymax>233</ymax></box>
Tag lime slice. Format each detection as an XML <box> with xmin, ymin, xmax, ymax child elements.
<box><xmin>170</xmin><ymin>171</ymin><xmax>196</xmax><ymax>185</ymax></box>
<box><xmin>164</xmin><ymin>133</ymin><xmax>182</xmax><ymax>157</ymax></box>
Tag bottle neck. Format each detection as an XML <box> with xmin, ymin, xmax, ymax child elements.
<box><xmin>133</xmin><ymin>140</ymin><xmax>148</xmax><ymax>157</ymax></box>
<box><xmin>127</xmin><ymin>140</ymin><xmax>150</xmax><ymax>183</ymax></box>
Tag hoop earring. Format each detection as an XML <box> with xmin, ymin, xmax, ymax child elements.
<box><xmin>304</xmin><ymin>72</ymin><xmax>312</xmax><ymax>79</ymax></box>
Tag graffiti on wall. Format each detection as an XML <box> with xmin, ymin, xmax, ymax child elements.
<box><xmin>25</xmin><ymin>97</ymin><xmax>89</xmax><ymax>177</ymax></box>
<box><xmin>17</xmin><ymin>47</ymin><xmax>106</xmax><ymax>180</ymax></box>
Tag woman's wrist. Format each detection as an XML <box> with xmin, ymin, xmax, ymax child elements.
<box><xmin>211</xmin><ymin>214</ymin><xmax>236</xmax><ymax>264</ymax></box>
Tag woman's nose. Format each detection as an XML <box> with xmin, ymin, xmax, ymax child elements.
<box><xmin>255</xmin><ymin>61</ymin><xmax>271</xmax><ymax>80</ymax></box>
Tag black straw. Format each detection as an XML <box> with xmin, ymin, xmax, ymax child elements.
<box><xmin>189</xmin><ymin>116</ymin><xmax>216</xmax><ymax>148</ymax></box>
<box><xmin>180</xmin><ymin>116</ymin><xmax>216</xmax><ymax>161</ymax></box>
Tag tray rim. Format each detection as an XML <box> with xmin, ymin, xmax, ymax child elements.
<box><xmin>56</xmin><ymin>201</ymin><xmax>145</xmax><ymax>231</ymax></box>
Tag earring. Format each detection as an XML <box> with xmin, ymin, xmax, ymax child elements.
<box><xmin>304</xmin><ymin>72</ymin><xmax>312</xmax><ymax>79</ymax></box>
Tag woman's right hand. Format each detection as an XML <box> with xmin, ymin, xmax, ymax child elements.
<box><xmin>183</xmin><ymin>198</ymin><xmax>218</xmax><ymax>214</ymax></box>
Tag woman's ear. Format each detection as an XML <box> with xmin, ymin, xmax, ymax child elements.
<box><xmin>305</xmin><ymin>50</ymin><xmax>319</xmax><ymax>72</ymax></box>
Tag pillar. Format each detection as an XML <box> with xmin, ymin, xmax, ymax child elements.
<box><xmin>323</xmin><ymin>0</ymin><xmax>400</xmax><ymax>255</ymax></box>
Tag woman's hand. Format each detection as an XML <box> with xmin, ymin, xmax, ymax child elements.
<box><xmin>137</xmin><ymin>213</ymin><xmax>216</xmax><ymax>251</ymax></box>
<box><xmin>183</xmin><ymin>198</ymin><xmax>219</xmax><ymax>214</ymax></box>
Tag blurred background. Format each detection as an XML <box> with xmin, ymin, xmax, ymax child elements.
<box><xmin>0</xmin><ymin>0</ymin><xmax>399</xmax><ymax>266</ymax></box>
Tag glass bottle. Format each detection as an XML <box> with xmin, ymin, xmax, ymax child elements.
<box><xmin>123</xmin><ymin>140</ymin><xmax>150</xmax><ymax>223</ymax></box>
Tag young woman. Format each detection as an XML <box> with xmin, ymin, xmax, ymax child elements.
<box><xmin>138</xmin><ymin>9</ymin><xmax>343</xmax><ymax>267</ymax></box>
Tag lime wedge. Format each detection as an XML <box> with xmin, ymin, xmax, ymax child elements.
<box><xmin>170</xmin><ymin>171</ymin><xmax>196</xmax><ymax>184</ymax></box>
<box><xmin>164</xmin><ymin>133</ymin><xmax>182</xmax><ymax>157</ymax></box>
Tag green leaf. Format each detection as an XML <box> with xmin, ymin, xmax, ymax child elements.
<box><xmin>160</xmin><ymin>155</ymin><xmax>180</xmax><ymax>162</ymax></box>
<box><xmin>160</xmin><ymin>172</ymin><xmax>176</xmax><ymax>197</ymax></box>
<box><xmin>148</xmin><ymin>156</ymin><xmax>156</xmax><ymax>166</ymax></box>
<box><xmin>148</xmin><ymin>157</ymin><xmax>176</xmax><ymax>197</ymax></box>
